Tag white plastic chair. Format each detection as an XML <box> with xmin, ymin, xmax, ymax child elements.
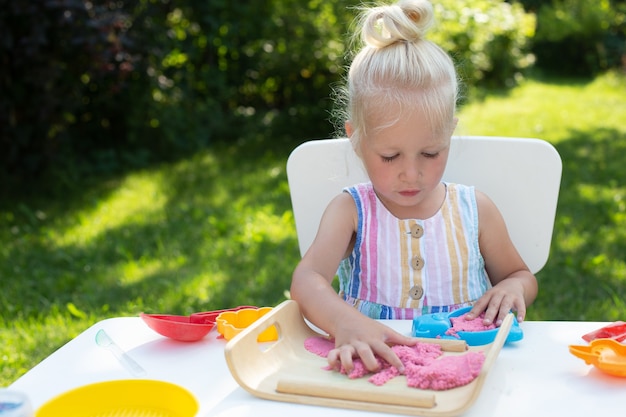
<box><xmin>286</xmin><ymin>136</ymin><xmax>562</xmax><ymax>274</ymax></box>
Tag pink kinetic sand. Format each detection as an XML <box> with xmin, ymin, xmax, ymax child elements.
<box><xmin>445</xmin><ymin>313</ymin><xmax>496</xmax><ymax>338</ymax></box>
<box><xmin>304</xmin><ymin>336</ymin><xmax>485</xmax><ymax>391</ymax></box>
<box><xmin>303</xmin><ymin>336</ymin><xmax>335</xmax><ymax>357</ymax></box>
<box><xmin>404</xmin><ymin>352</ymin><xmax>485</xmax><ymax>390</ymax></box>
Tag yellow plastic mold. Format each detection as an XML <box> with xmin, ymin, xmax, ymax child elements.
<box><xmin>216</xmin><ymin>307</ymin><xmax>277</xmax><ymax>342</ymax></box>
<box><xmin>36</xmin><ymin>379</ymin><xmax>198</xmax><ymax>417</ymax></box>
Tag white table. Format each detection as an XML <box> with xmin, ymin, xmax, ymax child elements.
<box><xmin>10</xmin><ymin>317</ymin><xmax>626</xmax><ymax>416</ymax></box>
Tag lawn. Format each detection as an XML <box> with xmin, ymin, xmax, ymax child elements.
<box><xmin>1</xmin><ymin>72</ymin><xmax>625</xmax><ymax>386</ymax></box>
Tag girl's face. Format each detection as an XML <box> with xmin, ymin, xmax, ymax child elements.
<box><xmin>349</xmin><ymin>106</ymin><xmax>453</xmax><ymax>219</ymax></box>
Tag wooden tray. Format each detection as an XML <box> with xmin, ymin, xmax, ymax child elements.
<box><xmin>224</xmin><ymin>300</ymin><xmax>512</xmax><ymax>416</ymax></box>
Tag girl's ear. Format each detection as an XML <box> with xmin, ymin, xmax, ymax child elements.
<box><xmin>345</xmin><ymin>120</ymin><xmax>353</xmax><ymax>138</ymax></box>
<box><xmin>345</xmin><ymin>120</ymin><xmax>361</xmax><ymax>156</ymax></box>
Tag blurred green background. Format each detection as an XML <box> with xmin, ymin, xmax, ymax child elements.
<box><xmin>1</xmin><ymin>0</ymin><xmax>625</xmax><ymax>386</ymax></box>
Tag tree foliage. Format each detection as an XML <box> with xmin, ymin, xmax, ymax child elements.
<box><xmin>432</xmin><ymin>0</ymin><xmax>536</xmax><ymax>87</ymax></box>
<box><xmin>0</xmin><ymin>0</ymin><xmax>354</xmax><ymax>191</ymax></box>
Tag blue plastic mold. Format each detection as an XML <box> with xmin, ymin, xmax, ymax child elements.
<box><xmin>411</xmin><ymin>306</ymin><xmax>523</xmax><ymax>346</ymax></box>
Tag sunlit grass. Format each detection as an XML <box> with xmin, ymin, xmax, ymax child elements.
<box><xmin>50</xmin><ymin>173</ymin><xmax>169</xmax><ymax>248</ymax></box>
<box><xmin>458</xmin><ymin>71</ymin><xmax>626</xmax><ymax>143</ymax></box>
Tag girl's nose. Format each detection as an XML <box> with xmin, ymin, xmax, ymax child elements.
<box><xmin>401</xmin><ymin>159</ymin><xmax>421</xmax><ymax>182</ymax></box>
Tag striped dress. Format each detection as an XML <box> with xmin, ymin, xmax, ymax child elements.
<box><xmin>337</xmin><ymin>182</ymin><xmax>491</xmax><ymax>319</ymax></box>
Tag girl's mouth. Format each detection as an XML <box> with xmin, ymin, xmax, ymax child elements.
<box><xmin>399</xmin><ymin>189</ymin><xmax>419</xmax><ymax>197</ymax></box>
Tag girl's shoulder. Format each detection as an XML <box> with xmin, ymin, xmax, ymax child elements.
<box><xmin>474</xmin><ymin>190</ymin><xmax>499</xmax><ymax>214</ymax></box>
<box><xmin>325</xmin><ymin>190</ymin><xmax>359</xmax><ymax>221</ymax></box>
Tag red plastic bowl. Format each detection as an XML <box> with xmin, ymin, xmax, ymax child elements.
<box><xmin>140</xmin><ymin>313</ymin><xmax>215</xmax><ymax>342</ymax></box>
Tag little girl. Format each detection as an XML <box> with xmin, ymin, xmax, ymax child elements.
<box><xmin>290</xmin><ymin>0</ymin><xmax>537</xmax><ymax>374</ymax></box>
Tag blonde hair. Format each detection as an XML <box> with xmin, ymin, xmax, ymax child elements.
<box><xmin>340</xmin><ymin>0</ymin><xmax>458</xmax><ymax>146</ymax></box>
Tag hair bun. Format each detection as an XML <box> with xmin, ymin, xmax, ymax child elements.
<box><xmin>360</xmin><ymin>0</ymin><xmax>434</xmax><ymax>49</ymax></box>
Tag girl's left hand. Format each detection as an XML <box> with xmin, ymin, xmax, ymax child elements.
<box><xmin>465</xmin><ymin>278</ymin><xmax>527</xmax><ymax>326</ymax></box>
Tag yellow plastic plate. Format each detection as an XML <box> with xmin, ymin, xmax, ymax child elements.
<box><xmin>36</xmin><ymin>379</ymin><xmax>198</xmax><ymax>417</ymax></box>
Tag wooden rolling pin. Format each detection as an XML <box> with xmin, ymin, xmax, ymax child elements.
<box><xmin>276</xmin><ymin>379</ymin><xmax>436</xmax><ymax>408</ymax></box>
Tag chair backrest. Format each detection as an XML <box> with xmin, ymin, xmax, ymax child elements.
<box><xmin>286</xmin><ymin>136</ymin><xmax>562</xmax><ymax>274</ymax></box>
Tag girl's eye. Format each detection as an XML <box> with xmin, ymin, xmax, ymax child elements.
<box><xmin>422</xmin><ymin>152</ymin><xmax>439</xmax><ymax>159</ymax></box>
<box><xmin>381</xmin><ymin>155</ymin><xmax>398</xmax><ymax>163</ymax></box>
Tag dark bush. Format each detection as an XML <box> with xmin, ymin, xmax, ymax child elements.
<box><xmin>518</xmin><ymin>0</ymin><xmax>626</xmax><ymax>76</ymax></box>
<box><xmin>0</xmin><ymin>0</ymin><xmax>353</xmax><ymax>193</ymax></box>
<box><xmin>0</xmin><ymin>0</ymin><xmax>153</xmax><ymax>189</ymax></box>
<box><xmin>0</xmin><ymin>0</ymin><xmax>543</xmax><ymax>195</ymax></box>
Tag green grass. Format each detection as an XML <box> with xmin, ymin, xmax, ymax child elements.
<box><xmin>1</xmin><ymin>71</ymin><xmax>625</xmax><ymax>386</ymax></box>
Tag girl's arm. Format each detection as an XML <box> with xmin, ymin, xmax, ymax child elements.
<box><xmin>466</xmin><ymin>190</ymin><xmax>538</xmax><ymax>326</ymax></box>
<box><xmin>290</xmin><ymin>192</ymin><xmax>415</xmax><ymax>373</ymax></box>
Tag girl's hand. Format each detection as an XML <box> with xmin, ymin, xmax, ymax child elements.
<box><xmin>326</xmin><ymin>315</ymin><xmax>416</xmax><ymax>374</ymax></box>
<box><xmin>473</xmin><ymin>191</ymin><xmax>537</xmax><ymax>327</ymax></box>
<box><xmin>465</xmin><ymin>277</ymin><xmax>528</xmax><ymax>326</ymax></box>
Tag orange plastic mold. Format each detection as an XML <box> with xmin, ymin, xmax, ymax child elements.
<box><xmin>216</xmin><ymin>307</ymin><xmax>277</xmax><ymax>342</ymax></box>
<box><xmin>569</xmin><ymin>338</ymin><xmax>626</xmax><ymax>377</ymax></box>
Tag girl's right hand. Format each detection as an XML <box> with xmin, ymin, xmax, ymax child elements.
<box><xmin>326</xmin><ymin>316</ymin><xmax>417</xmax><ymax>374</ymax></box>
